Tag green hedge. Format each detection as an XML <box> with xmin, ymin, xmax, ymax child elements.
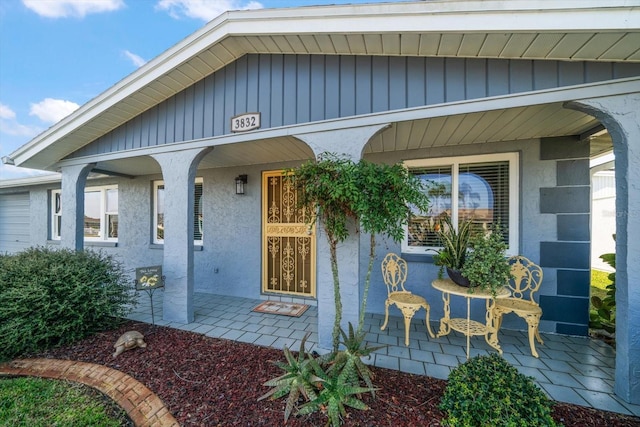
<box><xmin>0</xmin><ymin>247</ymin><xmax>138</xmax><ymax>361</ymax></box>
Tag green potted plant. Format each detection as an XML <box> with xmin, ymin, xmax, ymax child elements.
<box><xmin>461</xmin><ymin>223</ymin><xmax>512</xmax><ymax>296</ymax></box>
<box><xmin>432</xmin><ymin>215</ymin><xmax>473</xmax><ymax>285</ymax></box>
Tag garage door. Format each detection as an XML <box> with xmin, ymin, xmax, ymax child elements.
<box><xmin>0</xmin><ymin>193</ymin><xmax>31</xmax><ymax>254</ymax></box>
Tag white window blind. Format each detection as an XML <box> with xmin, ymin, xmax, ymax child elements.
<box><xmin>106</xmin><ymin>188</ymin><xmax>119</xmax><ymax>239</ymax></box>
<box><xmin>404</xmin><ymin>153</ymin><xmax>518</xmax><ymax>254</ymax></box>
<box><xmin>458</xmin><ymin>160</ymin><xmax>510</xmax><ymax>243</ymax></box>
<box><xmin>154</xmin><ymin>178</ymin><xmax>203</xmax><ymax>244</ymax></box>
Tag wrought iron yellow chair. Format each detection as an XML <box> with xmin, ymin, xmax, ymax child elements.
<box><xmin>380</xmin><ymin>253</ymin><xmax>435</xmax><ymax>346</ymax></box>
<box><xmin>493</xmin><ymin>255</ymin><xmax>544</xmax><ymax>357</ymax></box>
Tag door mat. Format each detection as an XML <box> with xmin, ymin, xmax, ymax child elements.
<box><xmin>252</xmin><ymin>301</ymin><xmax>309</xmax><ymax>317</ymax></box>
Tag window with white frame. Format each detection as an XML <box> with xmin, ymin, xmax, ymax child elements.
<box><xmin>51</xmin><ymin>185</ymin><xmax>118</xmax><ymax>241</ymax></box>
<box><xmin>153</xmin><ymin>178</ymin><xmax>203</xmax><ymax>245</ymax></box>
<box><xmin>403</xmin><ymin>153</ymin><xmax>519</xmax><ymax>255</ymax></box>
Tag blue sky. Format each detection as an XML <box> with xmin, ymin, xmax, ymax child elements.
<box><xmin>0</xmin><ymin>0</ymin><xmax>403</xmax><ymax>180</ymax></box>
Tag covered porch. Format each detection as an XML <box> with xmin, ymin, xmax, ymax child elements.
<box><xmin>127</xmin><ymin>291</ymin><xmax>640</xmax><ymax>418</ymax></box>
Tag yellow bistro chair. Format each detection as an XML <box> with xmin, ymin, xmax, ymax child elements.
<box><xmin>380</xmin><ymin>253</ymin><xmax>435</xmax><ymax>346</ymax></box>
<box><xmin>493</xmin><ymin>255</ymin><xmax>544</xmax><ymax>357</ymax></box>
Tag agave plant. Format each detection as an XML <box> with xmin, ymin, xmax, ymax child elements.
<box><xmin>260</xmin><ymin>326</ymin><xmax>384</xmax><ymax>426</ymax></box>
<box><xmin>298</xmin><ymin>356</ymin><xmax>378</xmax><ymax>427</ymax></box>
<box><xmin>325</xmin><ymin>322</ymin><xmax>385</xmax><ymax>397</ymax></box>
<box><xmin>258</xmin><ymin>333</ymin><xmax>318</xmax><ymax>423</ymax></box>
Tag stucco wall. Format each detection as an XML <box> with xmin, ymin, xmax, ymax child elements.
<box><xmin>111</xmin><ymin>161</ymin><xmax>304</xmax><ymax>301</ymax></box>
<box><xmin>359</xmin><ymin>138</ymin><xmax>564</xmax><ymax>333</ymax></box>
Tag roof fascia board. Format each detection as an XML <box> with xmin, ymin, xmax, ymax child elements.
<box><xmin>0</xmin><ymin>174</ymin><xmax>62</xmax><ymax>189</ymax></box>
<box><xmin>54</xmin><ymin>77</ymin><xmax>640</xmax><ymax>170</ymax></box>
<box><xmin>10</xmin><ymin>0</ymin><xmax>640</xmax><ymax>166</ymax></box>
<box><xmin>222</xmin><ymin>6</ymin><xmax>640</xmax><ymax>34</ymax></box>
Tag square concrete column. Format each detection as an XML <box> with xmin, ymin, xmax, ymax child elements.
<box><xmin>60</xmin><ymin>163</ymin><xmax>95</xmax><ymax>251</ymax></box>
<box><xmin>568</xmin><ymin>93</ymin><xmax>640</xmax><ymax>405</ymax></box>
<box><xmin>152</xmin><ymin>148</ymin><xmax>211</xmax><ymax>324</ymax></box>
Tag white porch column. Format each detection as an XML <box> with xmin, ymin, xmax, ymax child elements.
<box><xmin>151</xmin><ymin>148</ymin><xmax>211</xmax><ymax>324</ymax></box>
<box><xmin>60</xmin><ymin>163</ymin><xmax>95</xmax><ymax>251</ymax></box>
<box><xmin>295</xmin><ymin>124</ymin><xmax>389</xmax><ymax>350</ymax></box>
<box><xmin>568</xmin><ymin>93</ymin><xmax>640</xmax><ymax>405</ymax></box>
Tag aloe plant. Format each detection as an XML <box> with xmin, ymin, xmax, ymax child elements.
<box><xmin>258</xmin><ymin>333</ymin><xmax>318</xmax><ymax>423</ymax></box>
<box><xmin>325</xmin><ymin>322</ymin><xmax>385</xmax><ymax>397</ymax></box>
<box><xmin>260</xmin><ymin>324</ymin><xmax>384</xmax><ymax>426</ymax></box>
<box><xmin>297</xmin><ymin>357</ymin><xmax>377</xmax><ymax>427</ymax></box>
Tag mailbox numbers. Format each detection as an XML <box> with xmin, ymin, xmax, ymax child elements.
<box><xmin>231</xmin><ymin>113</ymin><xmax>260</xmax><ymax>132</ymax></box>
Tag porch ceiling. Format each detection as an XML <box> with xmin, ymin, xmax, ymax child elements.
<box><xmin>91</xmin><ymin>101</ymin><xmax>609</xmax><ymax>177</ymax></box>
<box><xmin>10</xmin><ymin>1</ymin><xmax>638</xmax><ymax>172</ymax></box>
<box><xmin>366</xmin><ymin>102</ymin><xmax>609</xmax><ymax>155</ymax></box>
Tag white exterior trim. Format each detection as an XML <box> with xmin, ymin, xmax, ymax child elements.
<box><xmin>51</xmin><ymin>184</ymin><xmax>118</xmax><ymax>242</ymax></box>
<box><xmin>0</xmin><ymin>173</ymin><xmax>61</xmax><ymax>189</ymax></box>
<box><xmin>153</xmin><ymin>177</ymin><xmax>204</xmax><ymax>245</ymax></box>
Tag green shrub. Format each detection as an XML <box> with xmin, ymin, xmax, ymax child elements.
<box><xmin>0</xmin><ymin>247</ymin><xmax>138</xmax><ymax>361</ymax></box>
<box><xmin>590</xmin><ymin>235</ymin><xmax>616</xmax><ymax>336</ymax></box>
<box><xmin>439</xmin><ymin>353</ymin><xmax>558</xmax><ymax>427</ymax></box>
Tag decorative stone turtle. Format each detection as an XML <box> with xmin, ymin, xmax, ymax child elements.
<box><xmin>113</xmin><ymin>330</ymin><xmax>147</xmax><ymax>358</ymax></box>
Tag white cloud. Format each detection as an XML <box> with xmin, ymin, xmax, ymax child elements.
<box><xmin>0</xmin><ymin>103</ymin><xmax>16</xmax><ymax>120</ymax></box>
<box><xmin>29</xmin><ymin>98</ymin><xmax>80</xmax><ymax>124</ymax></box>
<box><xmin>0</xmin><ymin>119</ymin><xmax>40</xmax><ymax>137</ymax></box>
<box><xmin>123</xmin><ymin>50</ymin><xmax>147</xmax><ymax>68</ymax></box>
<box><xmin>156</xmin><ymin>0</ymin><xmax>263</xmax><ymax>22</ymax></box>
<box><xmin>0</xmin><ymin>103</ymin><xmax>43</xmax><ymax>180</ymax></box>
<box><xmin>0</xmin><ymin>102</ymin><xmax>41</xmax><ymax>137</ymax></box>
<box><xmin>22</xmin><ymin>0</ymin><xmax>125</xmax><ymax>19</ymax></box>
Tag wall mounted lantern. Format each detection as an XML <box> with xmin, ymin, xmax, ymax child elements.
<box><xmin>235</xmin><ymin>174</ymin><xmax>248</xmax><ymax>195</ymax></box>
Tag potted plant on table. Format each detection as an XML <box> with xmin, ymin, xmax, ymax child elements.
<box><xmin>432</xmin><ymin>215</ymin><xmax>473</xmax><ymax>286</ymax></box>
<box><xmin>461</xmin><ymin>223</ymin><xmax>512</xmax><ymax>296</ymax></box>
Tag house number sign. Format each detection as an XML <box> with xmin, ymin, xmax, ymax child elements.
<box><xmin>231</xmin><ymin>112</ymin><xmax>260</xmax><ymax>132</ymax></box>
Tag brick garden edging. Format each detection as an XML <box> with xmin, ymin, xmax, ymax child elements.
<box><xmin>0</xmin><ymin>358</ymin><xmax>179</xmax><ymax>427</ymax></box>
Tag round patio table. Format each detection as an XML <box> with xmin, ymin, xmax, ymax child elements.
<box><xmin>431</xmin><ymin>278</ymin><xmax>510</xmax><ymax>360</ymax></box>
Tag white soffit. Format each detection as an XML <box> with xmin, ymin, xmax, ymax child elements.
<box><xmin>9</xmin><ymin>0</ymin><xmax>640</xmax><ymax>170</ymax></box>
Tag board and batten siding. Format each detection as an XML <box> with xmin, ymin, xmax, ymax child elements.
<box><xmin>0</xmin><ymin>193</ymin><xmax>31</xmax><ymax>253</ymax></box>
<box><xmin>68</xmin><ymin>54</ymin><xmax>640</xmax><ymax>159</ymax></box>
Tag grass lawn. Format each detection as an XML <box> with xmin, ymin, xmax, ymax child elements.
<box><xmin>591</xmin><ymin>268</ymin><xmax>613</xmax><ymax>303</ymax></box>
<box><xmin>0</xmin><ymin>376</ymin><xmax>129</xmax><ymax>427</ymax></box>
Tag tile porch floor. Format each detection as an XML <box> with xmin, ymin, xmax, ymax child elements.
<box><xmin>127</xmin><ymin>291</ymin><xmax>640</xmax><ymax>418</ymax></box>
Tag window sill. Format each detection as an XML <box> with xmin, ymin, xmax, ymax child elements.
<box><xmin>150</xmin><ymin>244</ymin><xmax>203</xmax><ymax>251</ymax></box>
<box><xmin>46</xmin><ymin>240</ymin><xmax>117</xmax><ymax>248</ymax></box>
<box><xmin>87</xmin><ymin>241</ymin><xmax>118</xmax><ymax>248</ymax></box>
<box><xmin>400</xmin><ymin>252</ymin><xmax>436</xmax><ymax>263</ymax></box>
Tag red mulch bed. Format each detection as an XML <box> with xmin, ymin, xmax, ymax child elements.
<box><xmin>35</xmin><ymin>321</ymin><xmax>640</xmax><ymax>426</ymax></box>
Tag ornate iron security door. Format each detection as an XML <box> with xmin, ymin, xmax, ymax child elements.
<box><xmin>262</xmin><ymin>171</ymin><xmax>316</xmax><ymax>297</ymax></box>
